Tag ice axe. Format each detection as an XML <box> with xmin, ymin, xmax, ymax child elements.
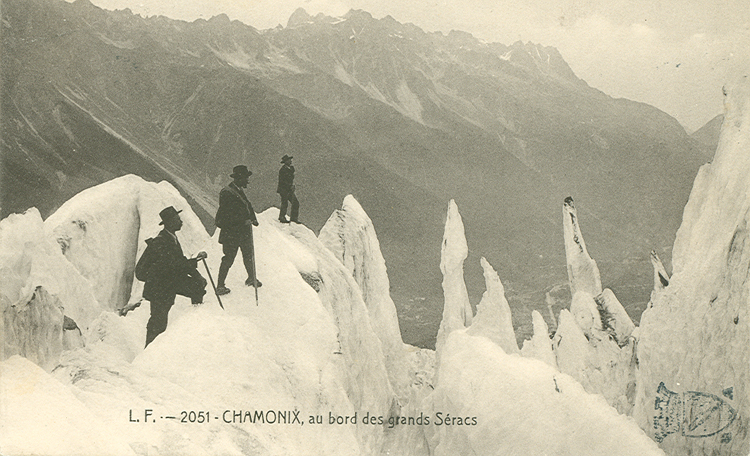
<box><xmin>249</xmin><ymin>223</ymin><xmax>259</xmax><ymax>306</ymax></box>
<box><xmin>201</xmin><ymin>257</ymin><xmax>224</xmax><ymax>310</ymax></box>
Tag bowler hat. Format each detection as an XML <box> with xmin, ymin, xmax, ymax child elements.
<box><xmin>158</xmin><ymin>206</ymin><xmax>182</xmax><ymax>225</ymax></box>
<box><xmin>280</xmin><ymin>154</ymin><xmax>293</xmax><ymax>163</ymax></box>
<box><xmin>230</xmin><ymin>165</ymin><xmax>252</xmax><ymax>179</ymax></box>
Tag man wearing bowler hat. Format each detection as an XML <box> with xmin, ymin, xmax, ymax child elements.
<box><xmin>277</xmin><ymin>154</ymin><xmax>299</xmax><ymax>224</ymax></box>
<box><xmin>139</xmin><ymin>206</ymin><xmax>207</xmax><ymax>347</ymax></box>
<box><xmin>214</xmin><ymin>165</ymin><xmax>261</xmax><ymax>296</ymax></box>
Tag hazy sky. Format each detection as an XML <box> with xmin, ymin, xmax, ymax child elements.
<box><xmin>88</xmin><ymin>0</ymin><xmax>749</xmax><ymax>132</ymax></box>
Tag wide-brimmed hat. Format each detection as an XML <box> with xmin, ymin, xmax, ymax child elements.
<box><xmin>280</xmin><ymin>154</ymin><xmax>293</xmax><ymax>163</ymax></box>
<box><xmin>158</xmin><ymin>206</ymin><xmax>182</xmax><ymax>225</ymax></box>
<box><xmin>230</xmin><ymin>165</ymin><xmax>252</xmax><ymax>178</ymax></box>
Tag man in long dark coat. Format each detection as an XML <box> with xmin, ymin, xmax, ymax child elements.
<box><xmin>277</xmin><ymin>154</ymin><xmax>299</xmax><ymax>224</ymax></box>
<box><xmin>215</xmin><ymin>165</ymin><xmax>261</xmax><ymax>296</ymax></box>
<box><xmin>140</xmin><ymin>206</ymin><xmax>207</xmax><ymax>347</ymax></box>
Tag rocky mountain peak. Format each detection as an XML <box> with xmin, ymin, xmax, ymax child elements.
<box><xmin>287</xmin><ymin>7</ymin><xmax>313</xmax><ymax>28</ymax></box>
<box><xmin>446</xmin><ymin>29</ymin><xmax>478</xmax><ymax>46</ymax></box>
<box><xmin>207</xmin><ymin>13</ymin><xmax>231</xmax><ymax>24</ymax></box>
<box><xmin>343</xmin><ymin>9</ymin><xmax>374</xmax><ymax>21</ymax></box>
<box><xmin>72</xmin><ymin>0</ymin><xmax>95</xmax><ymax>8</ymax></box>
<box><xmin>505</xmin><ymin>40</ymin><xmax>581</xmax><ymax>83</ymax></box>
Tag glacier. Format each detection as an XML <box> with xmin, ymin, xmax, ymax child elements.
<box><xmin>2</xmin><ymin>74</ymin><xmax>749</xmax><ymax>456</ymax></box>
<box><xmin>0</xmin><ymin>176</ymin><xmax>660</xmax><ymax>455</ymax></box>
<box><xmin>633</xmin><ymin>76</ymin><xmax>750</xmax><ymax>455</ymax></box>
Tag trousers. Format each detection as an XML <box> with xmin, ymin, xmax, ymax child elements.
<box><xmin>279</xmin><ymin>191</ymin><xmax>299</xmax><ymax>222</ymax></box>
<box><xmin>145</xmin><ymin>272</ymin><xmax>206</xmax><ymax>347</ymax></box>
<box><xmin>217</xmin><ymin>236</ymin><xmax>256</xmax><ymax>287</ymax></box>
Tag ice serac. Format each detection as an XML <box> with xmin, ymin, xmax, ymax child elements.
<box><xmin>552</xmin><ymin>309</ymin><xmax>590</xmax><ymax>379</ymax></box>
<box><xmin>44</xmin><ymin>175</ymin><xmax>210</xmax><ymax>317</ymax></box>
<box><xmin>0</xmin><ymin>208</ymin><xmax>99</xmax><ymax>342</ymax></box>
<box><xmin>562</xmin><ymin>197</ymin><xmax>602</xmax><ymax>297</ymax></box>
<box><xmin>466</xmin><ymin>257</ymin><xmax>519</xmax><ymax>354</ymax></box>
<box><xmin>634</xmin><ymin>77</ymin><xmax>750</xmax><ymax>455</ymax></box>
<box><xmin>570</xmin><ymin>291</ymin><xmax>602</xmax><ymax>338</ymax></box>
<box><xmin>3</xmin><ymin>287</ymin><xmax>64</xmax><ymax>372</ymax></box>
<box><xmin>425</xmin><ymin>330</ymin><xmax>664</xmax><ymax>456</ymax></box>
<box><xmin>264</xmin><ymin>212</ymin><xmax>413</xmax><ymax>454</ymax></box>
<box><xmin>521</xmin><ymin>310</ymin><xmax>557</xmax><ymax>368</ymax></box>
<box><xmin>435</xmin><ymin>200</ymin><xmax>473</xmax><ymax>355</ymax></box>
<box><xmin>44</xmin><ymin>177</ymin><xmax>141</xmax><ymax>313</ymax></box>
<box><xmin>318</xmin><ymin>197</ymin><xmax>434</xmax><ymax>453</ymax></box>
<box><xmin>554</xmin><ymin>307</ymin><xmax>636</xmax><ymax>414</ymax></box>
<box><xmin>594</xmin><ymin>288</ymin><xmax>635</xmax><ymax>344</ymax></box>
<box><xmin>319</xmin><ymin>196</ymin><xmax>409</xmax><ymax>376</ymax></box>
<box><xmin>650</xmin><ymin>250</ymin><xmax>670</xmax><ymax>292</ymax></box>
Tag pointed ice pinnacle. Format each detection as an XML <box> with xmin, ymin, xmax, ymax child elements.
<box><xmin>466</xmin><ymin>257</ymin><xmax>519</xmax><ymax>354</ymax></box>
<box><xmin>436</xmin><ymin>200</ymin><xmax>473</xmax><ymax>354</ymax></box>
<box><xmin>649</xmin><ymin>250</ymin><xmax>670</xmax><ymax>291</ymax></box>
<box><xmin>570</xmin><ymin>291</ymin><xmax>602</xmax><ymax>338</ymax></box>
<box><xmin>562</xmin><ymin>197</ymin><xmax>602</xmax><ymax>297</ymax></box>
<box><xmin>553</xmin><ymin>309</ymin><xmax>590</xmax><ymax>379</ymax></box>
<box><xmin>545</xmin><ymin>291</ymin><xmax>558</xmax><ymax>329</ymax></box>
<box><xmin>593</xmin><ymin>289</ymin><xmax>635</xmax><ymax>345</ymax></box>
<box><xmin>521</xmin><ymin>310</ymin><xmax>556</xmax><ymax>368</ymax></box>
<box><xmin>319</xmin><ymin>195</ymin><xmax>403</xmax><ymax>349</ymax></box>
<box><xmin>318</xmin><ymin>195</ymin><xmax>412</xmax><ymax>395</ymax></box>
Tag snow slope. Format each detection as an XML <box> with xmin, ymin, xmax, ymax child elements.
<box><xmin>0</xmin><ymin>177</ymin><xmax>424</xmax><ymax>455</ymax></box>
<box><xmin>634</xmin><ymin>76</ymin><xmax>750</xmax><ymax>455</ymax></box>
<box><xmin>427</xmin><ymin>331</ymin><xmax>663</xmax><ymax>456</ymax></box>
<box><xmin>1</xmin><ymin>174</ymin><xmax>678</xmax><ymax>455</ymax></box>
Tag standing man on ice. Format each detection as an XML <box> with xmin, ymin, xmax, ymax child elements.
<box><xmin>136</xmin><ymin>206</ymin><xmax>207</xmax><ymax>347</ymax></box>
<box><xmin>214</xmin><ymin>165</ymin><xmax>261</xmax><ymax>296</ymax></box>
<box><xmin>277</xmin><ymin>154</ymin><xmax>299</xmax><ymax>224</ymax></box>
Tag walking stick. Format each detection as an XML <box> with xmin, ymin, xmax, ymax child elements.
<box><xmin>201</xmin><ymin>258</ymin><xmax>224</xmax><ymax>310</ymax></box>
<box><xmin>249</xmin><ymin>224</ymin><xmax>259</xmax><ymax>306</ymax></box>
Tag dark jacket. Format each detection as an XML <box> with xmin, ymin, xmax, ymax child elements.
<box><xmin>142</xmin><ymin>229</ymin><xmax>199</xmax><ymax>302</ymax></box>
<box><xmin>215</xmin><ymin>182</ymin><xmax>257</xmax><ymax>245</ymax></box>
<box><xmin>277</xmin><ymin>164</ymin><xmax>295</xmax><ymax>195</ymax></box>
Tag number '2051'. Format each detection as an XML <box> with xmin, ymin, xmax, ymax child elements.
<box><xmin>181</xmin><ymin>411</ymin><xmax>210</xmax><ymax>423</ymax></box>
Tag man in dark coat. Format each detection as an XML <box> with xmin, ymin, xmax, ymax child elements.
<box><xmin>215</xmin><ymin>165</ymin><xmax>261</xmax><ymax>296</ymax></box>
<box><xmin>140</xmin><ymin>206</ymin><xmax>207</xmax><ymax>347</ymax></box>
<box><xmin>277</xmin><ymin>154</ymin><xmax>299</xmax><ymax>224</ymax></box>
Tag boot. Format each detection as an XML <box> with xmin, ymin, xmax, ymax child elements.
<box><xmin>216</xmin><ymin>286</ymin><xmax>231</xmax><ymax>296</ymax></box>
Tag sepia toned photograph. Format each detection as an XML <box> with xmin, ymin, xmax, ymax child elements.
<box><xmin>1</xmin><ymin>0</ymin><xmax>748</xmax><ymax>454</ymax></box>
